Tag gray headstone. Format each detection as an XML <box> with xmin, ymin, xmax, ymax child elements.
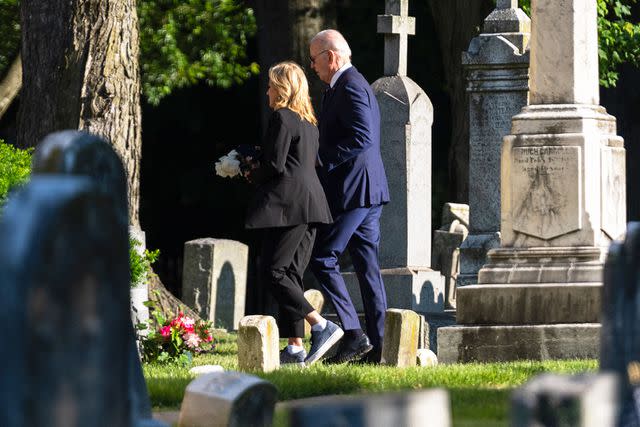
<box><xmin>26</xmin><ymin>131</ymin><xmax>162</xmax><ymax>427</ymax></box>
<box><xmin>371</xmin><ymin>1</ymin><xmax>446</xmax><ymax>316</ymax></box>
<box><xmin>0</xmin><ymin>176</ymin><xmax>131</xmax><ymax>426</ymax></box>
<box><xmin>416</xmin><ymin>349</ymin><xmax>438</xmax><ymax>367</ymax></box>
<box><xmin>287</xmin><ymin>389</ymin><xmax>451</xmax><ymax>427</ymax></box>
<box><xmin>432</xmin><ymin>230</ymin><xmax>465</xmax><ymax>310</ymax></box>
<box><xmin>601</xmin><ymin>222</ymin><xmax>640</xmax><ymax>426</ymax></box>
<box><xmin>182</xmin><ymin>238</ymin><xmax>248</xmax><ymax>331</ymax></box>
<box><xmin>237</xmin><ymin>315</ymin><xmax>279</xmax><ymax>372</ymax></box>
<box><xmin>381</xmin><ymin>309</ymin><xmax>420</xmax><ymax>367</ymax></box>
<box><xmin>458</xmin><ymin>1</ymin><xmax>530</xmax><ymax>286</ymax></box>
<box><xmin>178</xmin><ymin>371</ymin><xmax>277</xmax><ymax>427</ymax></box>
<box><xmin>511</xmin><ymin>373</ymin><xmax>620</xmax><ymax>427</ymax></box>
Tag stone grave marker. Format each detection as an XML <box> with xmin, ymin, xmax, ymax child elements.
<box><xmin>27</xmin><ymin>130</ymin><xmax>163</xmax><ymax>427</ymax></box>
<box><xmin>432</xmin><ymin>204</ymin><xmax>469</xmax><ymax>309</ymax></box>
<box><xmin>303</xmin><ymin>289</ymin><xmax>325</xmax><ymax>336</ymax></box>
<box><xmin>416</xmin><ymin>349</ymin><xmax>438</xmax><ymax>367</ymax></box>
<box><xmin>381</xmin><ymin>309</ymin><xmax>420</xmax><ymax>367</ymax></box>
<box><xmin>237</xmin><ymin>315</ymin><xmax>279</xmax><ymax>372</ymax></box>
<box><xmin>182</xmin><ymin>238</ymin><xmax>248</xmax><ymax>331</ymax></box>
<box><xmin>458</xmin><ymin>0</ymin><xmax>530</xmax><ymax>287</ymax></box>
<box><xmin>178</xmin><ymin>371</ymin><xmax>277</xmax><ymax>427</ymax></box>
<box><xmin>358</xmin><ymin>0</ymin><xmax>444</xmax><ymax>318</ymax></box>
<box><xmin>0</xmin><ymin>175</ymin><xmax>134</xmax><ymax>426</ymax></box>
<box><xmin>601</xmin><ymin>222</ymin><xmax>640</xmax><ymax>426</ymax></box>
<box><xmin>511</xmin><ymin>373</ymin><xmax>620</xmax><ymax>427</ymax></box>
<box><xmin>287</xmin><ymin>389</ymin><xmax>451</xmax><ymax>427</ymax></box>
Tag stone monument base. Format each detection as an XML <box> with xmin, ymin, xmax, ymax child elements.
<box><xmin>455</xmin><ymin>283</ymin><xmax>601</xmax><ymax>324</ymax></box>
<box><xmin>437</xmin><ymin>323</ymin><xmax>600</xmax><ymax>363</ymax></box>
<box><xmin>478</xmin><ymin>247</ymin><xmax>606</xmax><ymax>284</ymax></box>
<box><xmin>343</xmin><ymin>268</ymin><xmax>446</xmax><ymax>314</ymax></box>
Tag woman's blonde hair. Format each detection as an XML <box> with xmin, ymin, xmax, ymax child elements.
<box><xmin>268</xmin><ymin>61</ymin><xmax>317</xmax><ymax>125</ymax></box>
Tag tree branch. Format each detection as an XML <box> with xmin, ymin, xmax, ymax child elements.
<box><xmin>0</xmin><ymin>54</ymin><xmax>22</xmax><ymax>120</ymax></box>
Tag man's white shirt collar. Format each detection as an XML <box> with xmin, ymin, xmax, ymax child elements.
<box><xmin>330</xmin><ymin>62</ymin><xmax>353</xmax><ymax>88</ymax></box>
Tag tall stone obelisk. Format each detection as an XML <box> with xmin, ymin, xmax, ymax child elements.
<box><xmin>457</xmin><ymin>0</ymin><xmax>530</xmax><ymax>286</ymax></box>
<box><xmin>438</xmin><ymin>0</ymin><xmax>626</xmax><ymax>363</ymax></box>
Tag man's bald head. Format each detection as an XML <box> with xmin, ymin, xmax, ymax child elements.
<box><xmin>311</xmin><ymin>29</ymin><xmax>352</xmax><ymax>64</ymax></box>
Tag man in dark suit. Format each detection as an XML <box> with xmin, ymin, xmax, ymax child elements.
<box><xmin>308</xmin><ymin>30</ymin><xmax>390</xmax><ymax>363</ymax></box>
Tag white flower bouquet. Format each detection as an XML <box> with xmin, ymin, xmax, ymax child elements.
<box><xmin>214</xmin><ymin>145</ymin><xmax>261</xmax><ymax>179</ymax></box>
<box><xmin>215</xmin><ymin>150</ymin><xmax>242</xmax><ymax>178</ymax></box>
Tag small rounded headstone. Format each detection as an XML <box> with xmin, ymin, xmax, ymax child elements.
<box><xmin>417</xmin><ymin>349</ymin><xmax>438</xmax><ymax>367</ymax></box>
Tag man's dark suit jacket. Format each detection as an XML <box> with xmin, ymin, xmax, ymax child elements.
<box><xmin>317</xmin><ymin>66</ymin><xmax>390</xmax><ymax>213</ymax></box>
<box><xmin>245</xmin><ymin>108</ymin><xmax>332</xmax><ymax>229</ymax></box>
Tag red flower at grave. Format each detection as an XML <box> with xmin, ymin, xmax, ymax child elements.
<box><xmin>142</xmin><ymin>310</ymin><xmax>216</xmax><ymax>364</ymax></box>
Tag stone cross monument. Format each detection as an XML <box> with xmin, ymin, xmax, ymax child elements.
<box><xmin>344</xmin><ymin>0</ymin><xmax>444</xmax><ymax>316</ymax></box>
<box><xmin>377</xmin><ymin>0</ymin><xmax>415</xmax><ymax>76</ymax></box>
<box><xmin>457</xmin><ymin>0</ymin><xmax>531</xmax><ymax>286</ymax></box>
<box><xmin>439</xmin><ymin>0</ymin><xmax>626</xmax><ymax>363</ymax></box>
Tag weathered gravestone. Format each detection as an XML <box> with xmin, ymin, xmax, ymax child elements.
<box><xmin>432</xmin><ymin>203</ymin><xmax>469</xmax><ymax>309</ymax></box>
<box><xmin>341</xmin><ymin>0</ymin><xmax>445</xmax><ymax>318</ymax></box>
<box><xmin>416</xmin><ymin>349</ymin><xmax>438</xmax><ymax>367</ymax></box>
<box><xmin>0</xmin><ymin>174</ymin><xmax>155</xmax><ymax>426</ymax></box>
<box><xmin>237</xmin><ymin>315</ymin><xmax>279</xmax><ymax>372</ymax></box>
<box><xmin>26</xmin><ymin>130</ymin><xmax>163</xmax><ymax>427</ymax></box>
<box><xmin>303</xmin><ymin>289</ymin><xmax>324</xmax><ymax>337</ymax></box>
<box><xmin>458</xmin><ymin>0</ymin><xmax>530</xmax><ymax>287</ymax></box>
<box><xmin>0</xmin><ymin>131</ymin><xmax>163</xmax><ymax>426</ymax></box>
<box><xmin>182</xmin><ymin>238</ymin><xmax>248</xmax><ymax>331</ymax></box>
<box><xmin>511</xmin><ymin>373</ymin><xmax>620</xmax><ymax>427</ymax></box>
<box><xmin>439</xmin><ymin>0</ymin><xmax>624</xmax><ymax>363</ymax></box>
<box><xmin>178</xmin><ymin>371</ymin><xmax>277</xmax><ymax>427</ymax></box>
<box><xmin>381</xmin><ymin>309</ymin><xmax>420</xmax><ymax>367</ymax></box>
<box><xmin>601</xmin><ymin>222</ymin><xmax>640</xmax><ymax>426</ymax></box>
<box><xmin>287</xmin><ymin>389</ymin><xmax>451</xmax><ymax>427</ymax></box>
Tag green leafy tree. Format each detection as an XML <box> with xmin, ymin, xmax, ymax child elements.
<box><xmin>0</xmin><ymin>0</ymin><xmax>19</xmax><ymax>75</ymax></box>
<box><xmin>0</xmin><ymin>0</ymin><xmax>257</xmax><ymax>105</ymax></box>
<box><xmin>519</xmin><ymin>0</ymin><xmax>640</xmax><ymax>87</ymax></box>
<box><xmin>138</xmin><ymin>0</ymin><xmax>258</xmax><ymax>105</ymax></box>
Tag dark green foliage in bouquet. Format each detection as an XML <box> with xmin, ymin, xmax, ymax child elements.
<box><xmin>0</xmin><ymin>141</ymin><xmax>32</xmax><ymax>210</ymax></box>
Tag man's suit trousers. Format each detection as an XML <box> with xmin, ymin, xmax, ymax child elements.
<box><xmin>310</xmin><ymin>205</ymin><xmax>387</xmax><ymax>349</ymax></box>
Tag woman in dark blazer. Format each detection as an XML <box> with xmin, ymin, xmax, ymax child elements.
<box><xmin>245</xmin><ymin>61</ymin><xmax>343</xmax><ymax>366</ymax></box>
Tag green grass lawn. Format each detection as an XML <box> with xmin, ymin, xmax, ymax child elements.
<box><xmin>144</xmin><ymin>332</ymin><xmax>597</xmax><ymax>426</ymax></box>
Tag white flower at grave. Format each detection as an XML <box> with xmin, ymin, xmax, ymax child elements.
<box><xmin>214</xmin><ymin>149</ymin><xmax>241</xmax><ymax>178</ymax></box>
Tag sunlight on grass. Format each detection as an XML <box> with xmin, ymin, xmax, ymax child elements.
<box><xmin>144</xmin><ymin>332</ymin><xmax>597</xmax><ymax>425</ymax></box>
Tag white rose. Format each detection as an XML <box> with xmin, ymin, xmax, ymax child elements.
<box><xmin>214</xmin><ymin>151</ymin><xmax>241</xmax><ymax>178</ymax></box>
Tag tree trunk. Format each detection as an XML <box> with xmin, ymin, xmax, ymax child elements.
<box><xmin>426</xmin><ymin>0</ymin><xmax>494</xmax><ymax>202</ymax></box>
<box><xmin>251</xmin><ymin>0</ymin><xmax>336</xmax><ymax>126</ymax></box>
<box><xmin>18</xmin><ymin>0</ymin><xmax>142</xmax><ymax>227</ymax></box>
<box><xmin>0</xmin><ymin>54</ymin><xmax>22</xmax><ymax>120</ymax></box>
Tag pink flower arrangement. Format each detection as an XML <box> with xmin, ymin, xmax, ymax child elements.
<box><xmin>142</xmin><ymin>311</ymin><xmax>215</xmax><ymax>364</ymax></box>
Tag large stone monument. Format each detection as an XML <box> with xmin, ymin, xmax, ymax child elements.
<box><xmin>458</xmin><ymin>0</ymin><xmax>531</xmax><ymax>286</ymax></box>
<box><xmin>439</xmin><ymin>0</ymin><xmax>626</xmax><ymax>362</ymax></box>
<box><xmin>345</xmin><ymin>0</ymin><xmax>443</xmax><ymax>316</ymax></box>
